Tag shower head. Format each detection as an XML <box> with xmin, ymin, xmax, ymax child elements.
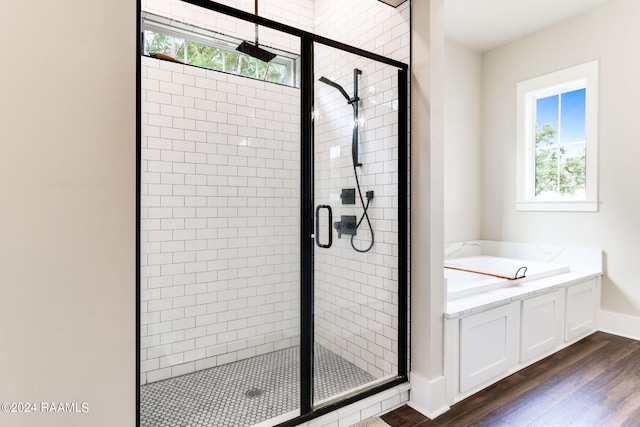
<box><xmin>319</xmin><ymin>70</ymin><xmax>363</xmax><ymax>168</ymax></box>
<box><xmin>319</xmin><ymin>76</ymin><xmax>352</xmax><ymax>103</ymax></box>
<box><xmin>236</xmin><ymin>41</ymin><xmax>277</xmax><ymax>63</ymax></box>
<box><xmin>236</xmin><ymin>0</ymin><xmax>276</xmax><ymax>63</ymax></box>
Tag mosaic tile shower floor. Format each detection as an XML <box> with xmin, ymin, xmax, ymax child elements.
<box><xmin>140</xmin><ymin>345</ymin><xmax>375</xmax><ymax>427</ymax></box>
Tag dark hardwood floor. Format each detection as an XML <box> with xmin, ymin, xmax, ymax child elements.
<box><xmin>381</xmin><ymin>332</ymin><xmax>640</xmax><ymax>427</ymax></box>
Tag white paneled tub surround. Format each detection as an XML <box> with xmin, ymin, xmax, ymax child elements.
<box><xmin>442</xmin><ymin>241</ymin><xmax>603</xmax><ymax>406</ymax></box>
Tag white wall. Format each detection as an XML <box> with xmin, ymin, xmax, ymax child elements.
<box><xmin>409</xmin><ymin>0</ymin><xmax>448</xmax><ymax>418</ymax></box>
<box><xmin>481</xmin><ymin>0</ymin><xmax>640</xmax><ymax>321</ymax></box>
<box><xmin>444</xmin><ymin>40</ymin><xmax>482</xmax><ymax>243</ymax></box>
<box><xmin>0</xmin><ymin>1</ymin><xmax>135</xmax><ymax>427</ymax></box>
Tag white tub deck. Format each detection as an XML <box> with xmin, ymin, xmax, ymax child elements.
<box><xmin>443</xmin><ymin>242</ymin><xmax>603</xmax><ymax>319</ymax></box>
<box><xmin>445</xmin><ymin>256</ymin><xmax>570</xmax><ymax>300</ymax></box>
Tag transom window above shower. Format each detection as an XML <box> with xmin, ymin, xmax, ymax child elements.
<box><xmin>142</xmin><ymin>12</ymin><xmax>299</xmax><ymax>87</ymax></box>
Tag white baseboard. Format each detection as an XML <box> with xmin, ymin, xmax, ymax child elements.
<box><xmin>407</xmin><ymin>373</ymin><xmax>449</xmax><ymax>419</ymax></box>
<box><xmin>599</xmin><ymin>310</ymin><xmax>640</xmax><ymax>341</ymax></box>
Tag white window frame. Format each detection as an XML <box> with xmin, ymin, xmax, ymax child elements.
<box><xmin>516</xmin><ymin>60</ymin><xmax>599</xmax><ymax>212</ymax></box>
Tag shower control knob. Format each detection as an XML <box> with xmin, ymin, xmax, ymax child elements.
<box><xmin>333</xmin><ymin>215</ymin><xmax>357</xmax><ymax>238</ymax></box>
<box><xmin>340</xmin><ymin>188</ymin><xmax>356</xmax><ymax>205</ymax></box>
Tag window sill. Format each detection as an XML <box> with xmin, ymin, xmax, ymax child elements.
<box><xmin>515</xmin><ymin>200</ymin><xmax>599</xmax><ymax>212</ymax></box>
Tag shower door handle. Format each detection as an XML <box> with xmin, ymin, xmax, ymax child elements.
<box><xmin>315</xmin><ymin>205</ymin><xmax>333</xmax><ymax>249</ymax></box>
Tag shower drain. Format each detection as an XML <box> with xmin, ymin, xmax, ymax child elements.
<box><xmin>244</xmin><ymin>388</ymin><xmax>264</xmax><ymax>399</ymax></box>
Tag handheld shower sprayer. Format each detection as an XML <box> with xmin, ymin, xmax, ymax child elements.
<box><xmin>318</xmin><ymin>69</ymin><xmax>374</xmax><ymax>253</ymax></box>
<box><xmin>318</xmin><ymin>77</ymin><xmax>351</xmax><ymax>102</ymax></box>
<box><xmin>318</xmin><ymin>70</ymin><xmax>362</xmax><ymax>167</ymax></box>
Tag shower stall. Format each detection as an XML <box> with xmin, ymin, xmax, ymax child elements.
<box><xmin>137</xmin><ymin>1</ymin><xmax>408</xmax><ymax>426</ymax></box>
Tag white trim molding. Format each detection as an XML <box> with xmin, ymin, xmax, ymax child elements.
<box><xmin>408</xmin><ymin>373</ymin><xmax>449</xmax><ymax>419</ymax></box>
<box><xmin>599</xmin><ymin>310</ymin><xmax>640</xmax><ymax>341</ymax></box>
<box><xmin>516</xmin><ymin>60</ymin><xmax>599</xmax><ymax>212</ymax></box>
<box><xmin>515</xmin><ymin>199</ymin><xmax>598</xmax><ymax>212</ymax></box>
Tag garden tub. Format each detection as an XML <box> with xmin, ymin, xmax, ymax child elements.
<box><xmin>445</xmin><ymin>256</ymin><xmax>569</xmax><ymax>300</ymax></box>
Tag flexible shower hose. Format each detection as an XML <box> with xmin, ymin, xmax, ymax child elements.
<box><xmin>350</xmin><ymin>163</ymin><xmax>375</xmax><ymax>253</ymax></box>
<box><xmin>350</xmin><ymin>101</ymin><xmax>374</xmax><ymax>253</ymax></box>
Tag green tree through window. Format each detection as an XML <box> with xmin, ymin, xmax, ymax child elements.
<box><xmin>535</xmin><ymin>123</ymin><xmax>586</xmax><ymax>197</ymax></box>
<box><xmin>516</xmin><ymin>61</ymin><xmax>598</xmax><ymax>211</ymax></box>
<box><xmin>144</xmin><ymin>31</ymin><xmax>185</xmax><ymax>60</ymax></box>
<box><xmin>143</xmin><ymin>29</ymin><xmax>289</xmax><ymax>86</ymax></box>
<box><xmin>534</xmin><ymin>88</ymin><xmax>587</xmax><ymax>198</ymax></box>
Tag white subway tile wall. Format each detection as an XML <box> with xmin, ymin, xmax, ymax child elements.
<box><xmin>141</xmin><ymin>56</ymin><xmax>301</xmax><ymax>384</ymax></box>
<box><xmin>140</xmin><ymin>0</ymin><xmax>410</xmax><ymax>394</ymax></box>
<box><xmin>314</xmin><ymin>0</ymin><xmax>410</xmax><ymax>63</ymax></box>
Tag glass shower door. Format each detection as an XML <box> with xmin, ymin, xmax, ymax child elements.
<box><xmin>312</xmin><ymin>45</ymin><xmax>402</xmax><ymax>407</ymax></box>
<box><xmin>138</xmin><ymin>3</ymin><xmax>408</xmax><ymax>424</ymax></box>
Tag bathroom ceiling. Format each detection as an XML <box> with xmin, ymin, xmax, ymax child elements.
<box><xmin>445</xmin><ymin>0</ymin><xmax>613</xmax><ymax>51</ymax></box>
